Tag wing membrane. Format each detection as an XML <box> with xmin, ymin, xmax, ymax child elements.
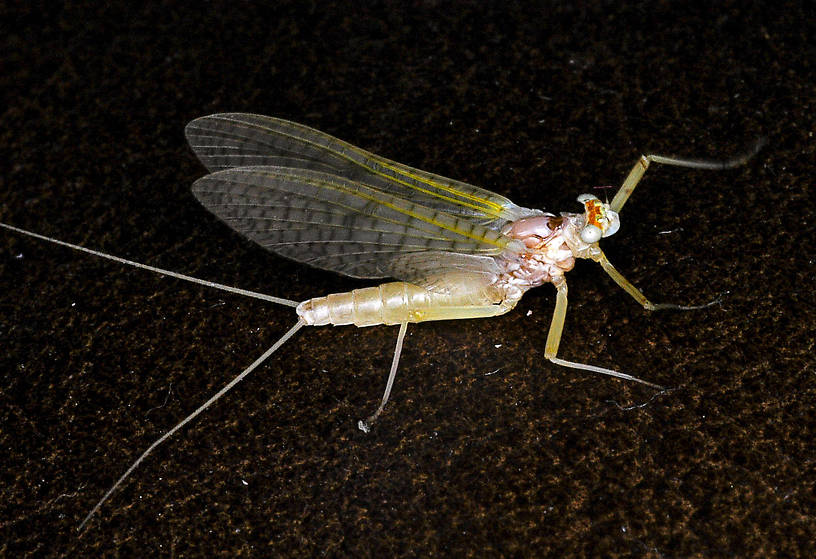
<box><xmin>192</xmin><ymin>166</ymin><xmax>519</xmax><ymax>280</ymax></box>
<box><xmin>386</xmin><ymin>251</ymin><xmax>504</xmax><ymax>290</ymax></box>
<box><xmin>185</xmin><ymin>113</ymin><xmax>537</xmax><ymax>228</ymax></box>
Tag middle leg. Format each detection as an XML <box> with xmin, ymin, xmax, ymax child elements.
<box><xmin>593</xmin><ymin>250</ymin><xmax>719</xmax><ymax>311</ymax></box>
<box><xmin>543</xmin><ymin>278</ymin><xmax>662</xmax><ymax>388</ymax></box>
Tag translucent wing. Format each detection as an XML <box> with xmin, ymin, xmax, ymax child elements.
<box><xmin>386</xmin><ymin>251</ymin><xmax>505</xmax><ymax>291</ymax></box>
<box><xmin>192</xmin><ymin>166</ymin><xmax>524</xmax><ymax>281</ymax></box>
<box><xmin>185</xmin><ymin>113</ymin><xmax>539</xmax><ymax>230</ymax></box>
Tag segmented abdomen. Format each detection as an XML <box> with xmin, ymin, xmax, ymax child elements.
<box><xmin>296</xmin><ymin>278</ymin><xmax>517</xmax><ymax>327</ymax></box>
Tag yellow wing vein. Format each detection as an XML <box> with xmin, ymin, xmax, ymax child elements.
<box><xmin>372</xmin><ymin>160</ymin><xmax>505</xmax><ymax>214</ymax></box>
<box><xmin>260</xmin><ymin>169</ymin><xmax>510</xmax><ymax>250</ymax></box>
<box><xmin>218</xmin><ymin>117</ymin><xmax>508</xmax><ymax>220</ymax></box>
<box><xmin>193</xmin><ymin>183</ymin><xmax>485</xmax><ymax>243</ymax></box>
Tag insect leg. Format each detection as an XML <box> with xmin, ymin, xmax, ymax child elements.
<box><xmin>610</xmin><ymin>139</ymin><xmax>765</xmax><ymax>213</ymax></box>
<box><xmin>593</xmin><ymin>250</ymin><xmax>717</xmax><ymax>311</ymax></box>
<box><xmin>544</xmin><ymin>278</ymin><xmax>569</xmax><ymax>359</ymax></box>
<box><xmin>544</xmin><ymin>278</ymin><xmax>663</xmax><ymax>388</ymax></box>
<box><xmin>78</xmin><ymin>319</ymin><xmax>306</xmax><ymax>531</ymax></box>
<box><xmin>358</xmin><ymin>322</ymin><xmax>409</xmax><ymax>433</ymax></box>
<box><xmin>356</xmin><ymin>298</ymin><xmax>518</xmax><ymax>432</ymax></box>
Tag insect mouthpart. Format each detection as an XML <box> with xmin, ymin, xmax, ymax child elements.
<box><xmin>576</xmin><ymin>194</ymin><xmax>620</xmax><ymax>243</ymax></box>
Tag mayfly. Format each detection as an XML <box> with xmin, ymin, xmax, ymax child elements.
<box><xmin>0</xmin><ymin>114</ymin><xmax>761</xmax><ymax>530</ymax></box>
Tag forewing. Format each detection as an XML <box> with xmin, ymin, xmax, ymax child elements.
<box><xmin>185</xmin><ymin>113</ymin><xmax>539</xmax><ymax>229</ymax></box>
<box><xmin>192</xmin><ymin>166</ymin><xmax>519</xmax><ymax>280</ymax></box>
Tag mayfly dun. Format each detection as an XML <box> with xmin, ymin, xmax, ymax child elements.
<box><xmin>0</xmin><ymin>114</ymin><xmax>762</xmax><ymax>530</ymax></box>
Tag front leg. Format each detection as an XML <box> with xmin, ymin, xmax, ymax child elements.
<box><xmin>610</xmin><ymin>142</ymin><xmax>764</xmax><ymax>213</ymax></box>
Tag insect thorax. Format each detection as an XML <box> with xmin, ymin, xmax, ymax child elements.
<box><xmin>495</xmin><ymin>213</ymin><xmax>594</xmax><ymax>297</ymax></box>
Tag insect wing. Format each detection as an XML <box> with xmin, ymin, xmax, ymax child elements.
<box><xmin>185</xmin><ymin>113</ymin><xmax>537</xmax><ymax>229</ymax></box>
<box><xmin>192</xmin><ymin>166</ymin><xmax>520</xmax><ymax>281</ymax></box>
<box><xmin>385</xmin><ymin>250</ymin><xmax>505</xmax><ymax>291</ymax></box>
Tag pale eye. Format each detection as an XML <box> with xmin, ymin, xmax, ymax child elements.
<box><xmin>581</xmin><ymin>225</ymin><xmax>602</xmax><ymax>243</ymax></box>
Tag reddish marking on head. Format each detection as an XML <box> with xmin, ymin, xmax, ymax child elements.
<box><xmin>584</xmin><ymin>199</ymin><xmax>604</xmax><ymax>229</ymax></box>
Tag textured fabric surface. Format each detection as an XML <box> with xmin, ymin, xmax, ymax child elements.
<box><xmin>1</xmin><ymin>2</ymin><xmax>813</xmax><ymax>557</ymax></box>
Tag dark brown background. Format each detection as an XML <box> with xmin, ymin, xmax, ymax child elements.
<box><xmin>1</xmin><ymin>1</ymin><xmax>813</xmax><ymax>557</ymax></box>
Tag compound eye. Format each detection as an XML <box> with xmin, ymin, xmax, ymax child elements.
<box><xmin>580</xmin><ymin>224</ymin><xmax>603</xmax><ymax>243</ymax></box>
<box><xmin>602</xmin><ymin>211</ymin><xmax>620</xmax><ymax>237</ymax></box>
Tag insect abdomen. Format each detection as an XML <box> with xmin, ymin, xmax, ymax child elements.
<box><xmin>296</xmin><ymin>283</ymin><xmax>433</xmax><ymax>326</ymax></box>
<box><xmin>296</xmin><ymin>279</ymin><xmax>517</xmax><ymax>327</ymax></box>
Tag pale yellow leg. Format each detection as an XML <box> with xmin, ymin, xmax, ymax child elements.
<box><xmin>543</xmin><ymin>278</ymin><xmax>662</xmax><ymax>388</ymax></box>
<box><xmin>610</xmin><ymin>155</ymin><xmax>650</xmax><ymax>213</ymax></box>
<box><xmin>593</xmin><ymin>251</ymin><xmax>717</xmax><ymax>311</ymax></box>
<box><xmin>358</xmin><ymin>322</ymin><xmax>409</xmax><ymax>433</ymax></box>
<box><xmin>358</xmin><ymin>301</ymin><xmax>521</xmax><ymax>432</ymax></box>
<box><xmin>544</xmin><ymin>279</ymin><xmax>569</xmax><ymax>358</ymax></box>
<box><xmin>610</xmin><ymin>140</ymin><xmax>765</xmax><ymax>213</ymax></box>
